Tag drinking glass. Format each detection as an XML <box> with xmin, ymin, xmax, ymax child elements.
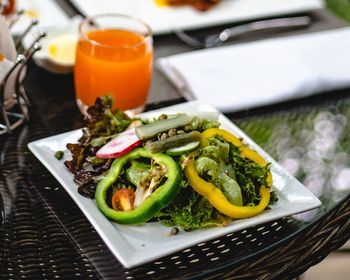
<box><xmin>74</xmin><ymin>14</ymin><xmax>153</xmax><ymax>115</ymax></box>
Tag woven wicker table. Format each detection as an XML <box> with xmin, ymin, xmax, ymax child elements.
<box><xmin>1</xmin><ymin>3</ymin><xmax>350</xmax><ymax>279</ymax></box>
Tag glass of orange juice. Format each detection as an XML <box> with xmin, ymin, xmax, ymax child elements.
<box><xmin>74</xmin><ymin>14</ymin><xmax>153</xmax><ymax>115</ymax></box>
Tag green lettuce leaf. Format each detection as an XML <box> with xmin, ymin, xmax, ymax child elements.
<box><xmin>155</xmin><ymin>179</ymin><xmax>228</xmax><ymax>231</ymax></box>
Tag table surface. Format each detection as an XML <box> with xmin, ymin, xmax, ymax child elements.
<box><xmin>1</xmin><ymin>1</ymin><xmax>350</xmax><ymax>279</ymax></box>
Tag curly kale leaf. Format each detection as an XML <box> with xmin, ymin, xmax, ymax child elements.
<box><xmin>203</xmin><ymin>136</ymin><xmax>230</xmax><ymax>162</ymax></box>
<box><xmin>188</xmin><ymin>117</ymin><xmax>220</xmax><ymax>132</ymax></box>
<box><xmin>155</xmin><ymin>179</ymin><xmax>227</xmax><ymax>231</ymax></box>
<box><xmin>230</xmin><ymin>145</ymin><xmax>271</xmax><ymax>205</ymax></box>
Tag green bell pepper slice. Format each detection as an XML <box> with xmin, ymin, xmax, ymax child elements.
<box><xmin>95</xmin><ymin>148</ymin><xmax>181</xmax><ymax>224</ymax></box>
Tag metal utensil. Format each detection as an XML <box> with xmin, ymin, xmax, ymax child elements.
<box><xmin>175</xmin><ymin>16</ymin><xmax>312</xmax><ymax>48</ymax></box>
<box><xmin>0</xmin><ymin>30</ymin><xmax>45</xmax><ymax>135</ymax></box>
<box><xmin>8</xmin><ymin>9</ymin><xmax>25</xmax><ymax>29</ymax></box>
<box><xmin>15</xmin><ymin>42</ymin><xmax>42</xmax><ymax>120</ymax></box>
<box><xmin>15</xmin><ymin>18</ymin><xmax>39</xmax><ymax>49</ymax></box>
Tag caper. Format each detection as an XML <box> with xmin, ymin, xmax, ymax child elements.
<box><xmin>144</xmin><ymin>140</ymin><xmax>152</xmax><ymax>146</ymax></box>
<box><xmin>54</xmin><ymin>151</ymin><xmax>64</xmax><ymax>160</ymax></box>
<box><xmin>168</xmin><ymin>128</ymin><xmax>177</xmax><ymax>137</ymax></box>
<box><xmin>158</xmin><ymin>114</ymin><xmax>168</xmax><ymax>120</ymax></box>
<box><xmin>170</xmin><ymin>227</ymin><xmax>180</xmax><ymax>236</ymax></box>
<box><xmin>160</xmin><ymin>133</ymin><xmax>168</xmax><ymax>140</ymax></box>
<box><xmin>184</xmin><ymin>125</ymin><xmax>191</xmax><ymax>132</ymax></box>
<box><xmin>177</xmin><ymin>130</ymin><xmax>185</xmax><ymax>135</ymax></box>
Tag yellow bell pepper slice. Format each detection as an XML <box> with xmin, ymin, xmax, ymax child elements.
<box><xmin>201</xmin><ymin>128</ymin><xmax>243</xmax><ymax>148</ymax></box>
<box><xmin>184</xmin><ymin>128</ymin><xmax>272</xmax><ymax>219</ymax></box>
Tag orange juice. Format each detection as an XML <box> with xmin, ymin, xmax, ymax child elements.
<box><xmin>74</xmin><ymin>28</ymin><xmax>153</xmax><ymax>112</ymax></box>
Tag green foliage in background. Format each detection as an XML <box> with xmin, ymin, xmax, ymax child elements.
<box><xmin>234</xmin><ymin>98</ymin><xmax>350</xmax><ymax>216</ymax></box>
<box><xmin>326</xmin><ymin>0</ymin><xmax>350</xmax><ymax>22</ymax></box>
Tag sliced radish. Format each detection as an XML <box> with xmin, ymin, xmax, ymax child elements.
<box><xmin>96</xmin><ymin>128</ymin><xmax>142</xmax><ymax>158</ymax></box>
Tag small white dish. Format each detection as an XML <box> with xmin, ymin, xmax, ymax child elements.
<box><xmin>27</xmin><ymin>101</ymin><xmax>321</xmax><ymax>268</ymax></box>
<box><xmin>33</xmin><ymin>31</ymin><xmax>78</xmax><ymax>74</ymax></box>
<box><xmin>21</xmin><ymin>16</ymin><xmax>81</xmax><ymax>74</ymax></box>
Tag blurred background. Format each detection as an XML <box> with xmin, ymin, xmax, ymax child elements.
<box><xmin>304</xmin><ymin>3</ymin><xmax>350</xmax><ymax>279</ymax></box>
<box><xmin>326</xmin><ymin>0</ymin><xmax>350</xmax><ymax>22</ymax></box>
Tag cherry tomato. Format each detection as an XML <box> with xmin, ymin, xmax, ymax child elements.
<box><xmin>111</xmin><ymin>189</ymin><xmax>135</xmax><ymax>211</ymax></box>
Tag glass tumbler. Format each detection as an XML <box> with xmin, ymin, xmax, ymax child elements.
<box><xmin>74</xmin><ymin>14</ymin><xmax>153</xmax><ymax>115</ymax></box>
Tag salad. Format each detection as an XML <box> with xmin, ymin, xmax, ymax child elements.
<box><xmin>64</xmin><ymin>97</ymin><xmax>277</xmax><ymax>231</ymax></box>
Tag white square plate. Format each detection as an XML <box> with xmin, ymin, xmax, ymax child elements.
<box><xmin>69</xmin><ymin>0</ymin><xmax>323</xmax><ymax>35</ymax></box>
<box><xmin>28</xmin><ymin>101</ymin><xmax>321</xmax><ymax>268</ymax></box>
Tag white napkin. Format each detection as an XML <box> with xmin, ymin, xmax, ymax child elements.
<box><xmin>157</xmin><ymin>27</ymin><xmax>350</xmax><ymax>112</ymax></box>
<box><xmin>0</xmin><ymin>16</ymin><xmax>16</xmax><ymax>61</ymax></box>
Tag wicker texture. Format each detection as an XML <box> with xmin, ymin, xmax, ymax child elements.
<box><xmin>205</xmin><ymin>197</ymin><xmax>350</xmax><ymax>280</ymax></box>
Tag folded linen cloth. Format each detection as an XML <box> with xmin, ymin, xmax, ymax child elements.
<box><xmin>157</xmin><ymin>27</ymin><xmax>350</xmax><ymax>112</ymax></box>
